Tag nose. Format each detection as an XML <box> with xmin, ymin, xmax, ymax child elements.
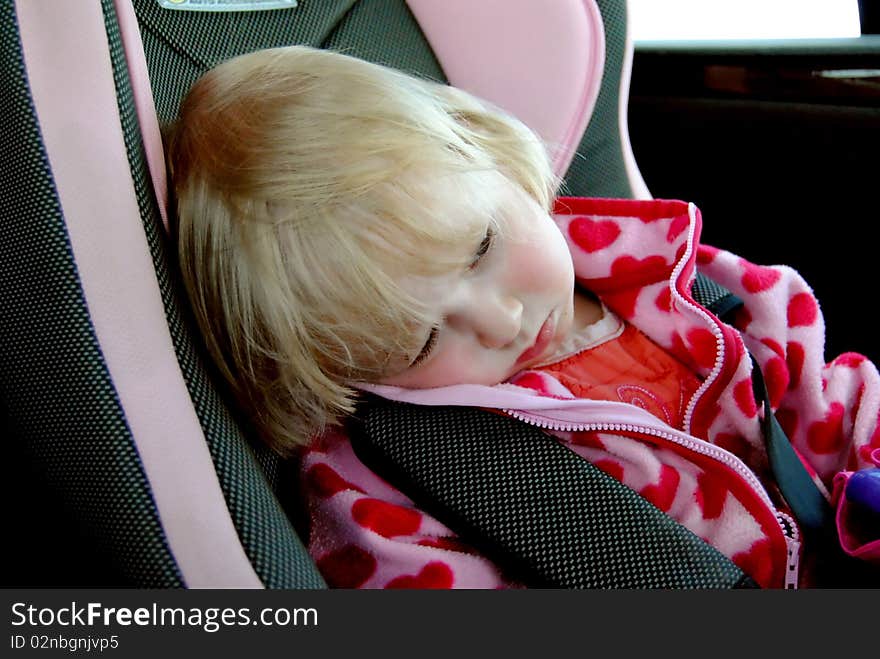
<box><xmin>451</xmin><ymin>291</ymin><xmax>522</xmax><ymax>349</ymax></box>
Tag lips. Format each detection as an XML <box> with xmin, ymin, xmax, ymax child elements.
<box><xmin>515</xmin><ymin>314</ymin><xmax>555</xmax><ymax>367</ymax></box>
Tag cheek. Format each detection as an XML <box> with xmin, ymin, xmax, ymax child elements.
<box><xmin>423</xmin><ymin>352</ymin><xmax>472</xmax><ymax>384</ymax></box>
<box><xmin>431</xmin><ymin>349</ymin><xmax>510</xmax><ymax>386</ymax></box>
<box><xmin>508</xmin><ymin>224</ymin><xmax>573</xmax><ymax>293</ymax></box>
<box><xmin>390</xmin><ymin>346</ymin><xmax>505</xmax><ymax>388</ymax></box>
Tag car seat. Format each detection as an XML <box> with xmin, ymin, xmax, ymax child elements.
<box><xmin>1</xmin><ymin>0</ymin><xmax>650</xmax><ymax>587</ymax></box>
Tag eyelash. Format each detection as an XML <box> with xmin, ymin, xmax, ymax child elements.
<box><xmin>410</xmin><ymin>227</ymin><xmax>495</xmax><ymax>368</ymax></box>
<box><xmin>469</xmin><ymin>226</ymin><xmax>495</xmax><ymax>270</ymax></box>
<box><xmin>410</xmin><ymin>325</ymin><xmax>438</xmax><ymax>368</ymax></box>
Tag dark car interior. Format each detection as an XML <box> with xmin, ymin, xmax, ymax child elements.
<box><xmin>629</xmin><ymin>5</ymin><xmax>880</xmax><ymax>363</ymax></box>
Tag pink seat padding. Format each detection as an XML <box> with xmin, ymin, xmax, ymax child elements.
<box><xmin>406</xmin><ymin>0</ymin><xmax>606</xmax><ymax>178</ymax></box>
<box><xmin>16</xmin><ymin>0</ymin><xmax>262</xmax><ymax>588</ymax></box>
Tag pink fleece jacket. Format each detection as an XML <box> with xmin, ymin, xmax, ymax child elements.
<box><xmin>299</xmin><ymin>196</ymin><xmax>880</xmax><ymax>589</ymax></box>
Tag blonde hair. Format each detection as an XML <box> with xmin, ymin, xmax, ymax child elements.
<box><xmin>166</xmin><ymin>46</ymin><xmax>558</xmax><ymax>455</ymax></box>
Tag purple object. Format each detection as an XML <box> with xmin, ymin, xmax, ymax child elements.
<box><xmin>845</xmin><ymin>468</ymin><xmax>880</xmax><ymax>533</ymax></box>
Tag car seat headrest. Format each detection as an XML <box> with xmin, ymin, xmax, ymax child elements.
<box><xmin>407</xmin><ymin>0</ymin><xmax>606</xmax><ymax>177</ymax></box>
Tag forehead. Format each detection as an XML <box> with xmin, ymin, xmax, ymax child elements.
<box><xmin>420</xmin><ymin>169</ymin><xmax>508</xmax><ymax>226</ymax></box>
<box><xmin>390</xmin><ymin>172</ymin><xmax>518</xmax><ymax>287</ymax></box>
<box><xmin>375</xmin><ymin>169</ymin><xmax>507</xmax><ymax>268</ymax></box>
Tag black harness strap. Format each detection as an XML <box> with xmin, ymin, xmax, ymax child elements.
<box><xmin>349</xmin><ymin>394</ymin><xmax>754</xmax><ymax>588</ymax></box>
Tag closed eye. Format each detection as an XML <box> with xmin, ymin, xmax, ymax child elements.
<box><xmin>469</xmin><ymin>226</ymin><xmax>495</xmax><ymax>269</ymax></box>
<box><xmin>409</xmin><ymin>227</ymin><xmax>494</xmax><ymax>369</ymax></box>
<box><xmin>410</xmin><ymin>324</ymin><xmax>439</xmax><ymax>368</ymax></box>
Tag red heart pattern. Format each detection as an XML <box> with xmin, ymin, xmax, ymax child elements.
<box><xmin>568</xmin><ymin>217</ymin><xmax>621</xmax><ymax>253</ymax></box>
<box><xmin>835</xmin><ymin>353</ymin><xmax>866</xmax><ymax>368</ymax></box>
<box><xmin>306</xmin><ymin>463</ymin><xmax>364</xmax><ymax>498</ymax></box>
<box><xmin>666</xmin><ymin>213</ymin><xmax>690</xmax><ymax>242</ymax></box>
<box><xmin>385</xmin><ymin>562</ymin><xmax>453</xmax><ymax>589</ymax></box>
<box><xmin>317</xmin><ymin>545</ymin><xmax>377</xmax><ymax>589</ymax></box>
<box><xmin>732</xmin><ymin>538</ymin><xmax>774</xmax><ymax>588</ymax></box>
<box><xmin>654</xmin><ymin>287</ymin><xmax>672</xmax><ymax>313</ymax></box>
<box><xmin>763</xmin><ymin>357</ymin><xmax>789</xmax><ymax>408</ymax></box>
<box><xmin>352</xmin><ymin>498</ymin><xmax>422</xmax><ymax>538</ymax></box>
<box><xmin>786</xmin><ymin>342</ymin><xmax>806</xmax><ymax>389</ymax></box>
<box><xmin>733</xmin><ymin>378</ymin><xmax>758</xmax><ymax>417</ymax></box>
<box><xmin>760</xmin><ymin>338</ymin><xmax>785</xmax><ymax>359</ymax></box>
<box><xmin>696</xmin><ymin>244</ymin><xmax>720</xmax><ymax>264</ymax></box>
<box><xmin>695</xmin><ymin>470</ymin><xmax>727</xmax><ymax>519</ymax></box>
<box><xmin>687</xmin><ymin>328</ymin><xmax>717</xmax><ymax>370</ymax></box>
<box><xmin>593</xmin><ymin>459</ymin><xmax>624</xmax><ymax>482</ymax></box>
<box><xmin>639</xmin><ymin>464</ymin><xmax>680</xmax><ymax>513</ymax></box>
<box><xmin>610</xmin><ymin>254</ymin><xmax>668</xmax><ymax>279</ymax></box>
<box><xmin>570</xmin><ymin>431</ymin><xmax>607</xmax><ymax>450</ymax></box>
<box><xmin>741</xmin><ymin>262</ymin><xmax>781</xmax><ymax>294</ymax></box>
<box><xmin>787</xmin><ymin>292</ymin><xmax>818</xmax><ymax>327</ymax></box>
<box><xmin>807</xmin><ymin>402</ymin><xmax>845</xmax><ymax>454</ymax></box>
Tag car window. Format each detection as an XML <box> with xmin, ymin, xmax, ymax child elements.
<box><xmin>629</xmin><ymin>0</ymin><xmax>861</xmax><ymax>41</ymax></box>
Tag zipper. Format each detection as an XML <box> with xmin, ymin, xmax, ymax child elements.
<box><xmin>670</xmin><ymin>204</ymin><xmax>728</xmax><ymax>435</ymax></box>
<box><xmin>503</xmin><ymin>410</ymin><xmax>801</xmax><ymax>588</ymax></box>
<box><xmin>777</xmin><ymin>511</ymin><xmax>801</xmax><ymax>589</ymax></box>
<box><xmin>664</xmin><ymin>206</ymin><xmax>803</xmax><ymax>586</ymax></box>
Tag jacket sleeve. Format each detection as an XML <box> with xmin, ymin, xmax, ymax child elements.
<box><xmin>695</xmin><ymin>244</ymin><xmax>880</xmax><ymax>488</ymax></box>
<box><xmin>696</xmin><ymin>245</ymin><xmax>880</xmax><ymax>565</ymax></box>
<box><xmin>298</xmin><ymin>427</ymin><xmax>512</xmax><ymax>589</ymax></box>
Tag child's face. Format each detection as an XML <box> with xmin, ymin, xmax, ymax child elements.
<box><xmin>378</xmin><ymin>172</ymin><xmax>575</xmax><ymax>388</ymax></box>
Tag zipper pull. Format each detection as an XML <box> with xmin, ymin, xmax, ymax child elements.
<box><xmin>784</xmin><ymin>535</ymin><xmax>800</xmax><ymax>589</ymax></box>
<box><xmin>777</xmin><ymin>512</ymin><xmax>801</xmax><ymax>589</ymax></box>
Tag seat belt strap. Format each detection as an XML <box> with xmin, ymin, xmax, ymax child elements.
<box><xmin>349</xmin><ymin>397</ymin><xmax>756</xmax><ymax>589</ymax></box>
<box><xmin>691</xmin><ymin>272</ymin><xmax>835</xmax><ymax>538</ymax></box>
<box><xmin>749</xmin><ymin>354</ymin><xmax>836</xmax><ymax>538</ymax></box>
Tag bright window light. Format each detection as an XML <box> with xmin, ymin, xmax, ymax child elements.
<box><xmin>630</xmin><ymin>0</ymin><xmax>862</xmax><ymax>41</ymax></box>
